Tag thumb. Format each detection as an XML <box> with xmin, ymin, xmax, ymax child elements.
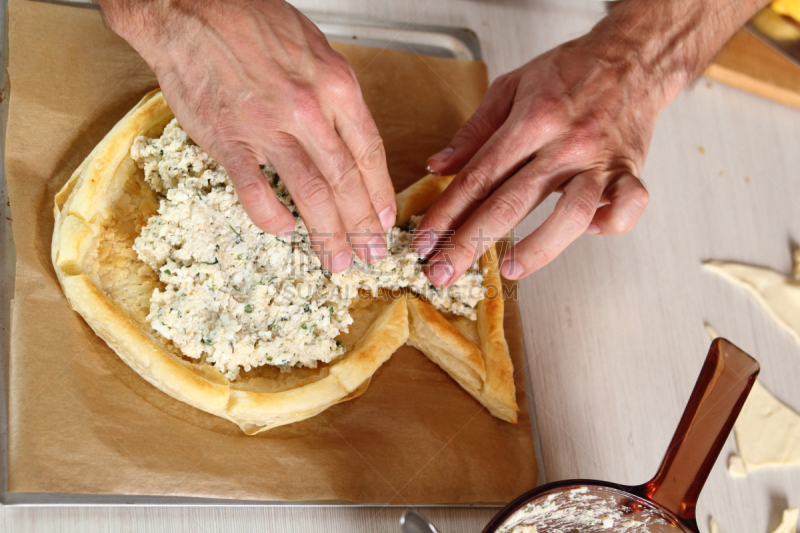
<box><xmin>426</xmin><ymin>70</ymin><xmax>519</xmax><ymax>175</ymax></box>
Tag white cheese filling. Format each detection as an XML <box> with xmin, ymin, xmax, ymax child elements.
<box><xmin>131</xmin><ymin>120</ymin><xmax>485</xmax><ymax>380</ymax></box>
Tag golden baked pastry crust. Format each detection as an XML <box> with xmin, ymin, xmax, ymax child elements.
<box><xmin>52</xmin><ymin>90</ymin><xmax>517</xmax><ymax>432</ymax></box>
<box><xmin>403</xmin><ymin>221</ymin><xmax>519</xmax><ymax>423</ymax></box>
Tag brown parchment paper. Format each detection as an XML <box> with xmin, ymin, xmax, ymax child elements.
<box><xmin>5</xmin><ymin>0</ymin><xmax>537</xmax><ymax>504</ymax></box>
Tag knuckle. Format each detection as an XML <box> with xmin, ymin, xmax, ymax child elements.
<box><xmin>605</xmin><ymin>216</ymin><xmax>632</xmax><ymax>235</ymax></box>
<box><xmin>458</xmin><ymin>165</ymin><xmax>495</xmax><ymax>201</ymax></box>
<box><xmin>234</xmin><ymin>177</ymin><xmax>264</xmax><ymax>200</ymax></box>
<box><xmin>250</xmin><ymin>209</ymin><xmax>284</xmax><ymax>231</ymax></box>
<box><xmin>525</xmin><ymin>96</ymin><xmax>560</xmax><ymax>122</ymax></box>
<box><xmin>331</xmin><ymin>229</ymin><xmax>346</xmax><ymax>245</ymax></box>
<box><xmin>548</xmin><ymin>134</ymin><xmax>600</xmax><ymax>168</ymax></box>
<box><xmin>609</xmin><ymin>191</ymin><xmax>649</xmax><ymax>234</ymax></box>
<box><xmin>487</xmin><ymin>194</ymin><xmax>528</xmax><ymax>228</ymax></box>
<box><xmin>269</xmin><ymin>132</ymin><xmax>298</xmax><ymax>150</ymax></box>
<box><xmin>528</xmin><ymin>159</ymin><xmax>560</xmax><ymax>181</ymax></box>
<box><xmin>454</xmin><ymin>117</ymin><xmax>488</xmax><ymax>144</ymax></box>
<box><xmin>563</xmin><ymin>188</ymin><xmax>598</xmax><ymax>228</ymax></box>
<box><xmin>326</xmin><ymin>56</ymin><xmax>358</xmax><ymax>94</ymax></box>
<box><xmin>370</xmin><ymin>186</ymin><xmax>395</xmax><ymax>212</ymax></box>
<box><xmin>357</xmin><ymin>136</ymin><xmax>386</xmax><ymax>172</ymax></box>
<box><xmin>300</xmin><ymin>175</ymin><xmax>332</xmax><ymax>209</ymax></box>
<box><xmin>292</xmin><ymin>86</ymin><xmax>324</xmax><ymax>123</ymax></box>
<box><xmin>328</xmin><ymin>160</ymin><xmax>362</xmax><ymax>196</ymax></box>
<box><xmin>571</xmin><ymin>120</ymin><xmax>601</xmax><ymax>143</ymax></box>
<box><xmin>207</xmin><ymin>136</ymin><xmax>249</xmax><ymax>164</ymax></box>
<box><xmin>565</xmin><ymin>137</ymin><xmax>599</xmax><ymax>163</ymax></box>
<box><xmin>446</xmin><ymin>238</ymin><xmax>478</xmax><ymax>268</ymax></box>
<box><xmin>311</xmin><ymin>236</ymin><xmax>347</xmax><ymax>264</ymax></box>
<box><xmin>349</xmin><ymin>212</ymin><xmax>375</xmax><ymax>233</ymax></box>
<box><xmin>628</xmin><ymin>183</ymin><xmax>650</xmax><ymax>212</ymax></box>
<box><xmin>491</xmin><ymin>72</ymin><xmax>512</xmax><ymax>90</ymax></box>
<box><xmin>311</xmin><ymin>227</ymin><xmax>345</xmax><ymax>246</ymax></box>
<box><xmin>527</xmin><ymin>246</ymin><xmax>556</xmax><ymax>269</ymax></box>
<box><xmin>237</xmin><ymin>186</ymin><xmax>285</xmax><ymax>228</ymax></box>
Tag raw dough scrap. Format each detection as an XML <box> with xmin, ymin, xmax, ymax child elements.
<box><xmin>705</xmin><ymin>323</ymin><xmax>720</xmax><ymax>340</ymax></box>
<box><xmin>704</xmin><ymin>259</ymin><xmax>800</xmax><ymax>344</ymax></box>
<box><xmin>773</xmin><ymin>508</ymin><xmax>799</xmax><ymax>533</ymax></box>
<box><xmin>727</xmin><ymin>455</ymin><xmax>747</xmax><ymax>478</ymax></box>
<box><xmin>709</xmin><ymin>509</ymin><xmax>798</xmax><ymax>533</ymax></box>
<box><xmin>734</xmin><ymin>380</ymin><xmax>800</xmax><ymax>472</ymax></box>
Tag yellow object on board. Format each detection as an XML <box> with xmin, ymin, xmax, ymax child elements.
<box><xmin>773</xmin><ymin>0</ymin><xmax>800</xmax><ymax>22</ymax></box>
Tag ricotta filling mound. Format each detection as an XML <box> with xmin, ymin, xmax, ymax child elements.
<box><xmin>131</xmin><ymin>120</ymin><xmax>485</xmax><ymax>380</ymax></box>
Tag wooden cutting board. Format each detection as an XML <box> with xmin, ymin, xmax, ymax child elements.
<box><xmin>705</xmin><ymin>28</ymin><xmax>800</xmax><ymax>110</ymax></box>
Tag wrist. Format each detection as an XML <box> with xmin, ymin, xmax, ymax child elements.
<box><xmin>97</xmin><ymin>0</ymin><xmax>183</xmax><ymax>69</ymax></box>
<box><xmin>562</xmin><ymin>24</ymin><xmax>674</xmax><ymax>122</ymax></box>
<box><xmin>584</xmin><ymin>0</ymin><xmax>770</xmax><ymax>110</ymax></box>
<box><xmin>582</xmin><ymin>12</ymin><xmax>691</xmax><ymax>113</ymax></box>
<box><xmin>97</xmin><ymin>0</ymin><xmax>160</xmax><ymax>41</ymax></box>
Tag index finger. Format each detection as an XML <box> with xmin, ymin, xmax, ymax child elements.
<box><xmin>334</xmin><ymin>87</ymin><xmax>397</xmax><ymax>231</ymax></box>
<box><xmin>215</xmin><ymin>149</ymin><xmax>296</xmax><ymax>236</ymax></box>
<box><xmin>298</xmin><ymin>120</ymin><xmax>388</xmax><ymax>264</ymax></box>
<box><xmin>267</xmin><ymin>138</ymin><xmax>354</xmax><ymax>274</ymax></box>
<box><xmin>414</xmin><ymin>117</ymin><xmax>536</xmax><ymax>257</ymax></box>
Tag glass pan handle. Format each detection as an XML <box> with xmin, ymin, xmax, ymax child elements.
<box><xmin>636</xmin><ymin>338</ymin><xmax>759</xmax><ymax>520</ymax></box>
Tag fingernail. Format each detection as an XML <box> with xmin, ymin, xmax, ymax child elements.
<box><xmin>378</xmin><ymin>205</ymin><xmax>396</xmax><ymax>231</ymax></box>
<box><xmin>413</xmin><ymin>227</ymin><xmax>439</xmax><ymax>257</ymax></box>
<box><xmin>428</xmin><ymin>146</ymin><xmax>454</xmax><ymax>164</ymax></box>
<box><xmin>501</xmin><ymin>260</ymin><xmax>524</xmax><ymax>280</ymax></box>
<box><xmin>366</xmin><ymin>235</ymin><xmax>387</xmax><ymax>263</ymax></box>
<box><xmin>332</xmin><ymin>251</ymin><xmax>351</xmax><ymax>273</ymax></box>
<box><xmin>280</xmin><ymin>223</ymin><xmax>296</xmax><ymax>237</ymax></box>
<box><xmin>427</xmin><ymin>258</ymin><xmax>454</xmax><ymax>287</ymax></box>
<box><xmin>586</xmin><ymin>223</ymin><xmax>601</xmax><ymax>235</ymax></box>
<box><xmin>425</xmin><ymin>165</ymin><xmax>441</xmax><ymax>177</ymax></box>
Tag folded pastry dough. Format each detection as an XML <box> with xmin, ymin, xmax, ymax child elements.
<box><xmin>52</xmin><ymin>90</ymin><xmax>518</xmax><ymax>432</ymax></box>
<box><xmin>704</xmin><ymin>254</ymin><xmax>800</xmax><ymax>345</ymax></box>
<box><xmin>732</xmin><ymin>380</ymin><xmax>800</xmax><ymax>473</ymax></box>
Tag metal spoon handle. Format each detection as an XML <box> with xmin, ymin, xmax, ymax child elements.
<box><xmin>636</xmin><ymin>338</ymin><xmax>759</xmax><ymax>522</ymax></box>
<box><xmin>400</xmin><ymin>509</ymin><xmax>441</xmax><ymax>533</ymax></box>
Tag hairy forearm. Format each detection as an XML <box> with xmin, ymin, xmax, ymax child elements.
<box><xmin>587</xmin><ymin>0</ymin><xmax>770</xmax><ymax>110</ymax></box>
<box><xmin>95</xmin><ymin>0</ymin><xmax>275</xmax><ymax>63</ymax></box>
<box><xmin>95</xmin><ymin>0</ymin><xmax>161</xmax><ymax>39</ymax></box>
<box><xmin>95</xmin><ymin>0</ymin><xmax>178</xmax><ymax>65</ymax></box>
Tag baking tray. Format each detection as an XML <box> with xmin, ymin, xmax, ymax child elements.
<box><xmin>1</xmin><ymin>1</ymin><xmax>545</xmax><ymax>506</ymax></box>
<box><xmin>27</xmin><ymin>0</ymin><xmax>482</xmax><ymax>60</ymax></box>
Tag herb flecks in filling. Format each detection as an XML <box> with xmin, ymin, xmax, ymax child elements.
<box><xmin>131</xmin><ymin>120</ymin><xmax>485</xmax><ymax>380</ymax></box>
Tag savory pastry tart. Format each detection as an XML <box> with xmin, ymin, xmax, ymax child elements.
<box><xmin>52</xmin><ymin>89</ymin><xmax>518</xmax><ymax>433</ymax></box>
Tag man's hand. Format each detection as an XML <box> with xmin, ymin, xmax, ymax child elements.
<box><xmin>417</xmin><ymin>0</ymin><xmax>769</xmax><ymax>286</ymax></box>
<box><xmin>418</xmin><ymin>37</ymin><xmax>653</xmax><ymax>285</ymax></box>
<box><xmin>99</xmin><ymin>0</ymin><xmax>395</xmax><ymax>273</ymax></box>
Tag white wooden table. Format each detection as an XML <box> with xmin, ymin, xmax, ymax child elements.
<box><xmin>4</xmin><ymin>0</ymin><xmax>800</xmax><ymax>531</ymax></box>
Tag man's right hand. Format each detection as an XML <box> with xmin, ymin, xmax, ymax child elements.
<box><xmin>99</xmin><ymin>0</ymin><xmax>396</xmax><ymax>273</ymax></box>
